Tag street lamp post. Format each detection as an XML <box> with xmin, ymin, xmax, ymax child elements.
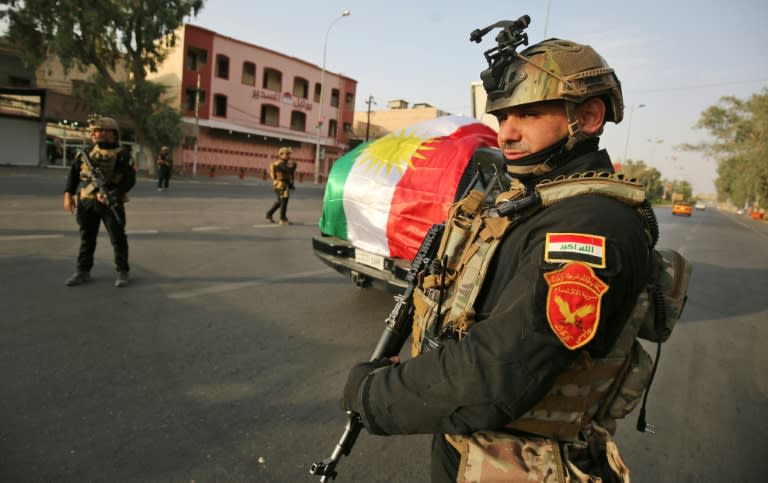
<box><xmin>622</xmin><ymin>103</ymin><xmax>645</xmax><ymax>162</ymax></box>
<box><xmin>365</xmin><ymin>95</ymin><xmax>376</xmax><ymax>141</ymax></box>
<box><xmin>314</xmin><ymin>10</ymin><xmax>350</xmax><ymax>184</ymax></box>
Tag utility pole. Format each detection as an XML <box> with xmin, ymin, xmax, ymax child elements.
<box><xmin>314</xmin><ymin>10</ymin><xmax>351</xmax><ymax>184</ymax></box>
<box><xmin>365</xmin><ymin>95</ymin><xmax>376</xmax><ymax>141</ymax></box>
<box><xmin>193</xmin><ymin>72</ymin><xmax>200</xmax><ymax>176</ymax></box>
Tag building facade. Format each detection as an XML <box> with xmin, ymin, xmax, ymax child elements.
<box><xmin>149</xmin><ymin>24</ymin><xmax>357</xmax><ymax>181</ymax></box>
<box><xmin>351</xmin><ymin>99</ymin><xmax>453</xmax><ymax>142</ymax></box>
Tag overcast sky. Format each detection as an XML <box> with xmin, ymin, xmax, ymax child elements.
<box><xmin>196</xmin><ymin>1</ymin><xmax>760</xmax><ymax>194</ymax></box>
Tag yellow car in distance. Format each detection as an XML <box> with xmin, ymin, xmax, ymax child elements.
<box><xmin>672</xmin><ymin>201</ymin><xmax>693</xmax><ymax>217</ymax></box>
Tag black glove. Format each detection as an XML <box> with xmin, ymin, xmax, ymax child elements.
<box><xmin>343</xmin><ymin>358</ymin><xmax>393</xmax><ymax>413</ymax></box>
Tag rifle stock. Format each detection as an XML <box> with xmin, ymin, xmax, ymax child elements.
<box><xmin>309</xmin><ymin>223</ymin><xmax>445</xmax><ymax>481</ymax></box>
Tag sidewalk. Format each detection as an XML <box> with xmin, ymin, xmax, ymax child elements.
<box><xmin>1</xmin><ymin>164</ymin><xmax>327</xmax><ymax>191</ymax></box>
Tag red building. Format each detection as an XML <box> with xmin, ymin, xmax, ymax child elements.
<box><xmin>150</xmin><ymin>24</ymin><xmax>357</xmax><ymax>182</ymax></box>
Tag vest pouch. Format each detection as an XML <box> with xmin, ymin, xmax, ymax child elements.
<box><xmin>638</xmin><ymin>249</ymin><xmax>692</xmax><ymax>342</ymax></box>
<box><xmin>442</xmin><ymin>217</ymin><xmax>473</xmax><ymax>269</ymax></box>
<box><xmin>603</xmin><ymin>341</ymin><xmax>653</xmax><ymax>422</ymax></box>
<box><xmin>561</xmin><ymin>422</ymin><xmax>630</xmax><ymax>483</ymax></box>
<box><xmin>411</xmin><ymin>286</ymin><xmax>439</xmax><ymax>357</ymax></box>
<box><xmin>446</xmin><ymin>431</ymin><xmax>566</xmax><ymax>483</ymax></box>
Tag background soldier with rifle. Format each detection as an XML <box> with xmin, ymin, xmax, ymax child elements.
<box><xmin>63</xmin><ymin>116</ymin><xmax>136</xmax><ymax>287</ymax></box>
<box><xmin>265</xmin><ymin>146</ymin><xmax>297</xmax><ymax>225</ymax></box>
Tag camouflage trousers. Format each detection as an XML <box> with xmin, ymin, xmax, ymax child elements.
<box><xmin>446</xmin><ymin>422</ymin><xmax>630</xmax><ymax>482</ymax></box>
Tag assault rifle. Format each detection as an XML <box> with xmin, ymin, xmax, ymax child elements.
<box><xmin>309</xmin><ymin>223</ymin><xmax>445</xmax><ymax>482</ymax></box>
<box><xmin>79</xmin><ymin>150</ymin><xmax>123</xmax><ymax>225</ymax></box>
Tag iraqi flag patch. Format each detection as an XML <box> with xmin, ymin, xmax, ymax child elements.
<box><xmin>543</xmin><ymin>262</ymin><xmax>609</xmax><ymax>350</ymax></box>
<box><xmin>544</xmin><ymin>232</ymin><xmax>606</xmax><ymax>268</ymax></box>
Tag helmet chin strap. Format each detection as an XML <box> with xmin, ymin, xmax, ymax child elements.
<box><xmin>565</xmin><ymin>101</ymin><xmax>589</xmax><ymax>150</ymax></box>
<box><xmin>505</xmin><ymin>101</ymin><xmax>592</xmax><ymax>177</ymax></box>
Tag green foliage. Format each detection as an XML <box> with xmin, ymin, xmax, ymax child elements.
<box><xmin>1</xmin><ymin>0</ymin><xmax>204</xmax><ymax>168</ymax></box>
<box><xmin>683</xmin><ymin>88</ymin><xmax>768</xmax><ymax>207</ymax></box>
<box><xmin>617</xmin><ymin>159</ymin><xmax>664</xmax><ymax>203</ymax></box>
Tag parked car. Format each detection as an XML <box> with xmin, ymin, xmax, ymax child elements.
<box><xmin>672</xmin><ymin>201</ymin><xmax>693</xmax><ymax>217</ymax></box>
<box><xmin>312</xmin><ymin>116</ymin><xmax>499</xmax><ymax>291</ymax></box>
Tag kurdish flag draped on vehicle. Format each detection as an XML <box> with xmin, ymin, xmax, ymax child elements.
<box><xmin>319</xmin><ymin>115</ymin><xmax>498</xmax><ymax>261</ymax></box>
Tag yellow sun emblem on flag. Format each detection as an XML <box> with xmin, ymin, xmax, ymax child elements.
<box><xmin>358</xmin><ymin>129</ymin><xmax>436</xmax><ymax>176</ymax></box>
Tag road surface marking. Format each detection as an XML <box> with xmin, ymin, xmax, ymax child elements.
<box><xmin>192</xmin><ymin>226</ymin><xmax>232</xmax><ymax>231</ymax></box>
<box><xmin>0</xmin><ymin>234</ymin><xmax>64</xmax><ymax>241</ymax></box>
<box><xmin>168</xmin><ymin>268</ymin><xmax>333</xmax><ymax>299</ymax></box>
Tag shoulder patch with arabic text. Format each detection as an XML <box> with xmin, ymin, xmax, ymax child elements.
<box><xmin>544</xmin><ymin>232</ymin><xmax>606</xmax><ymax>268</ymax></box>
<box><xmin>543</xmin><ymin>262</ymin><xmax>609</xmax><ymax>350</ymax></box>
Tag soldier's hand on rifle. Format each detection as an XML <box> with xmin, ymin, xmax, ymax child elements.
<box><xmin>343</xmin><ymin>358</ymin><xmax>395</xmax><ymax>412</ymax></box>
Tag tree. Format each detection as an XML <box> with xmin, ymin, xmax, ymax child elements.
<box><xmin>0</xmin><ymin>0</ymin><xmax>204</xmax><ymax>172</ymax></box>
<box><xmin>682</xmin><ymin>88</ymin><xmax>768</xmax><ymax>207</ymax></box>
<box><xmin>616</xmin><ymin>159</ymin><xmax>664</xmax><ymax>203</ymax></box>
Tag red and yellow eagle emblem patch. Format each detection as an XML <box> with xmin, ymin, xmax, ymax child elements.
<box><xmin>543</xmin><ymin>262</ymin><xmax>609</xmax><ymax>350</ymax></box>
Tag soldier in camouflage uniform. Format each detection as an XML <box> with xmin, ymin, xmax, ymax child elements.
<box><xmin>342</xmin><ymin>31</ymin><xmax>655</xmax><ymax>482</ymax></box>
<box><xmin>64</xmin><ymin>117</ymin><xmax>136</xmax><ymax>287</ymax></box>
<box><xmin>265</xmin><ymin>146</ymin><xmax>297</xmax><ymax>225</ymax></box>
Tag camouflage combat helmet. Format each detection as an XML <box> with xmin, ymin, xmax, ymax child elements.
<box><xmin>90</xmin><ymin>117</ymin><xmax>121</xmax><ymax>139</ymax></box>
<box><xmin>485</xmin><ymin>38</ymin><xmax>624</xmax><ymax>124</ymax></box>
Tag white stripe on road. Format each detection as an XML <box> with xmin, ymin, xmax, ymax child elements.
<box><xmin>192</xmin><ymin>226</ymin><xmax>232</xmax><ymax>231</ymax></box>
<box><xmin>0</xmin><ymin>234</ymin><xmax>65</xmax><ymax>241</ymax></box>
<box><xmin>168</xmin><ymin>268</ymin><xmax>333</xmax><ymax>299</ymax></box>
<box><xmin>126</xmin><ymin>229</ymin><xmax>160</xmax><ymax>235</ymax></box>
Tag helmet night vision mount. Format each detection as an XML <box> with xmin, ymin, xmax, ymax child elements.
<box><xmin>470</xmin><ymin>15</ymin><xmax>531</xmax><ymax>103</ymax></box>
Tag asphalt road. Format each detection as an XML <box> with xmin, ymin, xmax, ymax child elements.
<box><xmin>0</xmin><ymin>166</ymin><xmax>766</xmax><ymax>482</ymax></box>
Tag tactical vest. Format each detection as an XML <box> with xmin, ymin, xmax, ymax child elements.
<box><xmin>78</xmin><ymin>145</ymin><xmax>125</xmax><ymax>200</ymax></box>
<box><xmin>270</xmin><ymin>159</ymin><xmax>294</xmax><ymax>197</ymax></box>
<box><xmin>411</xmin><ymin>172</ymin><xmax>691</xmax><ymax>482</ymax></box>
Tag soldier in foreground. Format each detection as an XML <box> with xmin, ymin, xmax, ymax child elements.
<box><xmin>63</xmin><ymin>117</ymin><xmax>136</xmax><ymax>287</ymax></box>
<box><xmin>265</xmin><ymin>146</ymin><xmax>297</xmax><ymax>225</ymax></box>
<box><xmin>334</xmin><ymin>18</ymin><xmax>679</xmax><ymax>482</ymax></box>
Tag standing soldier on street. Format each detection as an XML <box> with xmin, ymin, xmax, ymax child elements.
<box><xmin>265</xmin><ymin>146</ymin><xmax>297</xmax><ymax>225</ymax></box>
<box><xmin>156</xmin><ymin>145</ymin><xmax>172</xmax><ymax>191</ymax></box>
<box><xmin>338</xmin><ymin>18</ymin><xmax>677</xmax><ymax>482</ymax></box>
<box><xmin>63</xmin><ymin>117</ymin><xmax>136</xmax><ymax>287</ymax></box>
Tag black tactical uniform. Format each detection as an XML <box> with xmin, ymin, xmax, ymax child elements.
<box><xmin>65</xmin><ymin>143</ymin><xmax>136</xmax><ymax>280</ymax></box>
<box><xmin>266</xmin><ymin>152</ymin><xmax>297</xmax><ymax>224</ymax></box>
<box><xmin>347</xmin><ymin>144</ymin><xmax>651</xmax><ymax>481</ymax></box>
<box><xmin>156</xmin><ymin>147</ymin><xmax>172</xmax><ymax>190</ymax></box>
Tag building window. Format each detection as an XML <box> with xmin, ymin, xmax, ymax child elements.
<box><xmin>345</xmin><ymin>92</ymin><xmax>355</xmax><ymax>106</ymax></box>
<box><xmin>216</xmin><ymin>55</ymin><xmax>229</xmax><ymax>79</ymax></box>
<box><xmin>293</xmin><ymin>77</ymin><xmax>309</xmax><ymax>99</ymax></box>
<box><xmin>330</xmin><ymin>89</ymin><xmax>340</xmax><ymax>107</ymax></box>
<box><xmin>328</xmin><ymin>119</ymin><xmax>338</xmax><ymax>138</ymax></box>
<box><xmin>343</xmin><ymin>122</ymin><xmax>352</xmax><ymax>134</ymax></box>
<box><xmin>263</xmin><ymin>68</ymin><xmax>282</xmax><ymax>91</ymax></box>
<box><xmin>214</xmin><ymin>94</ymin><xmax>227</xmax><ymax>117</ymax></box>
<box><xmin>290</xmin><ymin>111</ymin><xmax>306</xmax><ymax>131</ymax></box>
<box><xmin>242</xmin><ymin>62</ymin><xmax>256</xmax><ymax>85</ymax></box>
<box><xmin>314</xmin><ymin>82</ymin><xmax>321</xmax><ymax>102</ymax></box>
<box><xmin>187</xmin><ymin>47</ymin><xmax>208</xmax><ymax>71</ymax></box>
<box><xmin>185</xmin><ymin>88</ymin><xmax>206</xmax><ymax>111</ymax></box>
<box><xmin>261</xmin><ymin>104</ymin><xmax>279</xmax><ymax>126</ymax></box>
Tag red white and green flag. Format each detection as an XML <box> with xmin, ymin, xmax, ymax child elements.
<box><xmin>319</xmin><ymin>115</ymin><xmax>498</xmax><ymax>261</ymax></box>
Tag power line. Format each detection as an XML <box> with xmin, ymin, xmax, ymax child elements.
<box><xmin>628</xmin><ymin>78</ymin><xmax>768</xmax><ymax>94</ymax></box>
